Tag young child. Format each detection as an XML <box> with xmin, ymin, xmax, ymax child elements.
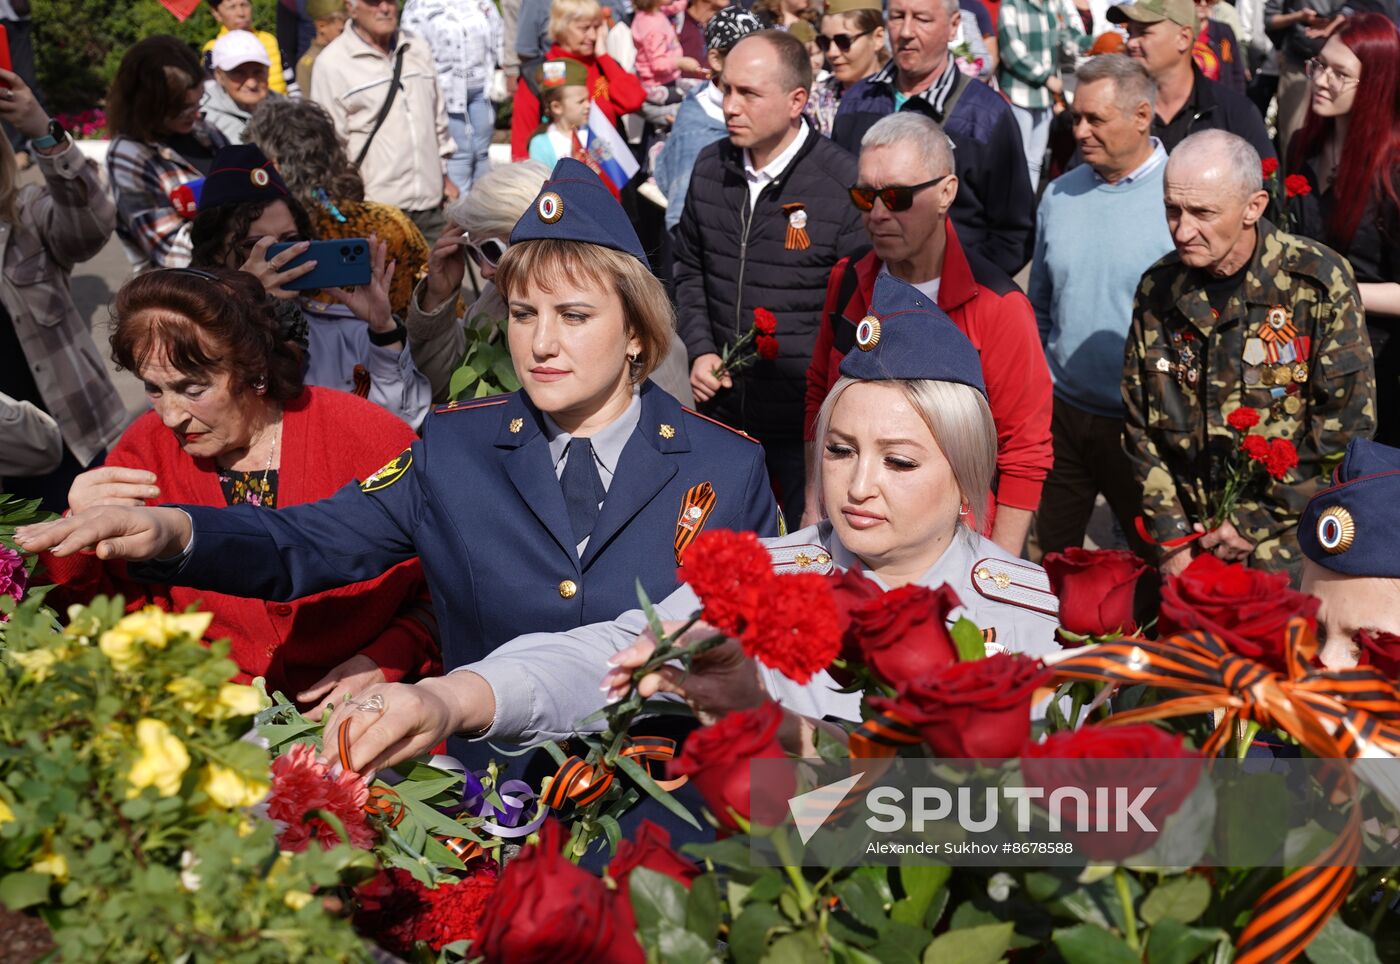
<box><xmin>296</xmin><ymin>0</ymin><xmax>348</xmax><ymax>96</ymax></box>
<box><xmin>201</xmin><ymin>0</ymin><xmax>288</xmax><ymax>95</ymax></box>
<box><xmin>528</xmin><ymin>60</ymin><xmax>594</xmax><ymax>168</ymax></box>
<box><xmin>631</xmin><ymin>0</ymin><xmax>703</xmax><ymax>105</ymax></box>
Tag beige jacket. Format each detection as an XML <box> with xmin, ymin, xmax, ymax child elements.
<box><xmin>310</xmin><ymin>25</ymin><xmax>453</xmax><ymax>212</ymax></box>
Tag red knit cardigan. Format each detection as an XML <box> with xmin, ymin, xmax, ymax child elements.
<box><xmin>42</xmin><ymin>387</ymin><xmax>440</xmax><ymax>701</ymax></box>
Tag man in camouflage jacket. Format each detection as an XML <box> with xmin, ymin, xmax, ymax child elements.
<box><xmin>1123</xmin><ymin>131</ymin><xmax>1375</xmax><ymax>581</ymax></box>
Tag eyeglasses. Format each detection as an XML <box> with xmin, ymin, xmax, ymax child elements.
<box><xmin>466</xmin><ymin>236</ymin><xmax>509</xmax><ymax>267</ymax></box>
<box><xmin>1305</xmin><ymin>57</ymin><xmax>1359</xmax><ymax>89</ymax></box>
<box><xmin>848</xmin><ymin>175</ymin><xmax>950</xmax><ymax>212</ymax></box>
<box><xmin>816</xmin><ymin>29</ymin><xmax>874</xmax><ymax>53</ymax></box>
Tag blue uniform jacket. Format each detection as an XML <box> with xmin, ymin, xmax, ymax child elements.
<box><xmin>148</xmin><ymin>380</ymin><xmax>781</xmax><ymax>672</ymax></box>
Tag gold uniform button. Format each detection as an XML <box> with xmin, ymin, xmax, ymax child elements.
<box><xmin>558</xmin><ymin>579</ymin><xmax>578</xmax><ymax>599</ymax></box>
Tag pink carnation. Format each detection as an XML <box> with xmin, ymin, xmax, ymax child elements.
<box><xmin>267</xmin><ymin>743</ymin><xmax>375</xmax><ymax>851</ymax></box>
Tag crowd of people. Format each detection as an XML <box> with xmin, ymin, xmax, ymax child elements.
<box><xmin>5</xmin><ymin>0</ymin><xmax>1400</xmax><ymax>774</ymax></box>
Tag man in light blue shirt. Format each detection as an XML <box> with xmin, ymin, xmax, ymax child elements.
<box><xmin>1029</xmin><ymin>54</ymin><xmax>1175</xmax><ymax>556</ymax></box>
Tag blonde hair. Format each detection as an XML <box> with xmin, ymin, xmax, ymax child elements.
<box><xmin>812</xmin><ymin>376</ymin><xmax>996</xmax><ymax>527</ymax></box>
<box><xmin>447</xmin><ymin>161</ymin><xmax>550</xmax><ymax>239</ymax></box>
<box><xmin>494</xmin><ymin>239</ymin><xmax>673</xmax><ymax>383</ymax></box>
<box><xmin>548</xmin><ymin>0</ymin><xmax>604</xmax><ymax>41</ymax></box>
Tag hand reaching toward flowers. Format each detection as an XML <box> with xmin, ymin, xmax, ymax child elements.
<box><xmin>300</xmin><ymin>654</ymin><xmax>388</xmax><ymax>721</ymax></box>
<box><xmin>1195</xmin><ymin>519</ymin><xmax>1253</xmax><ymax>561</ymax></box>
<box><xmin>15</xmin><ymin>505</ymin><xmax>193</xmax><ymax>561</ymax></box>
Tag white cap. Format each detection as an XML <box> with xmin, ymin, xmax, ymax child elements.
<box><xmin>211</xmin><ymin>31</ymin><xmax>271</xmax><ymax>72</ymax></box>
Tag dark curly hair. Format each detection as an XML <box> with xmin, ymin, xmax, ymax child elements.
<box><xmin>111</xmin><ymin>267</ymin><xmax>305</xmax><ymax>402</ymax></box>
<box><xmin>244</xmin><ymin>99</ymin><xmax>367</xmax><ymax>208</ymax></box>
<box><xmin>189</xmin><ymin>195</ymin><xmax>318</xmax><ymax>270</ymax></box>
<box><xmin>106</xmin><ymin>36</ymin><xmax>204</xmax><ymax>144</ymax></box>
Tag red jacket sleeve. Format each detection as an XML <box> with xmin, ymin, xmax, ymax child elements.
<box><xmin>805</xmin><ymin>259</ymin><xmax>849</xmax><ymax>440</ymax></box>
<box><xmin>596</xmin><ymin>53</ymin><xmax>646</xmax><ymax>116</ymax></box>
<box><xmin>976</xmin><ymin>290</ymin><xmax>1055</xmax><ymax>511</ymax></box>
<box><xmin>511</xmin><ymin>77</ymin><xmax>542</xmax><ymax>161</ymax></box>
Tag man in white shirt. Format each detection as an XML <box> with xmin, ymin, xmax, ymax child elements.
<box><xmin>309</xmin><ymin>0</ymin><xmax>457</xmax><ymax>241</ymax></box>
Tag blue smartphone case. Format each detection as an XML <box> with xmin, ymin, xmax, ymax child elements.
<box><xmin>266</xmin><ymin>239</ymin><xmax>373</xmax><ymax>291</ymax></box>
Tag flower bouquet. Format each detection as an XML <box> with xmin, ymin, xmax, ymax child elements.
<box><xmin>711</xmin><ymin>307</ymin><xmax>780</xmax><ymax>382</ymax></box>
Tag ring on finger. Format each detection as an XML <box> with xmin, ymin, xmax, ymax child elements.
<box><xmin>357</xmin><ymin>693</ymin><xmax>386</xmax><ymax>714</ymax></box>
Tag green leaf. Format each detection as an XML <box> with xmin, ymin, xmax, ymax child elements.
<box><xmin>629</xmin><ymin>867</ymin><xmax>689</xmax><ymax>934</ymax></box>
<box><xmin>762</xmin><ymin>928</ymin><xmax>824</xmax><ymax>964</ymax></box>
<box><xmin>870</xmin><ymin>921</ymin><xmax>936</xmax><ymax>964</ymax></box>
<box><xmin>1140</xmin><ymin>876</ymin><xmax>1211</xmax><ymax>926</ymax></box>
<box><xmin>391</xmin><ymin>774</ymin><xmax>461</xmax><ymax>803</ymax></box>
<box><xmin>1304</xmin><ymin>913</ymin><xmax>1383</xmax><ymax>964</ymax></box>
<box><xmin>686</xmin><ymin>873</ymin><xmax>721</xmax><ymax>941</ymax></box>
<box><xmin>730</xmin><ymin>903</ymin><xmax>787</xmax><ymax>964</ymax></box>
<box><xmin>1146</xmin><ymin>919</ymin><xmax>1227</xmax><ymax>964</ymax></box>
<box><xmin>950</xmin><ymin>617</ymin><xmax>986</xmax><ymax>662</ymax></box>
<box><xmin>836</xmin><ymin>875</ymin><xmax>889</xmax><ymax>932</ymax></box>
<box><xmin>615</xmin><ymin>752</ymin><xmax>701</xmax><ymax>830</ymax></box>
<box><xmin>656</xmin><ymin>923</ymin><xmax>718</xmax><ymax>964</ymax></box>
<box><xmin>921</xmin><ymin>921</ymin><xmax>1014</xmax><ymax>964</ymax></box>
<box><xmin>0</xmin><ymin>872</ymin><xmax>52</xmax><ymax>911</ymax></box>
<box><xmin>1053</xmin><ymin>925</ymin><xmax>1140</xmax><ymax>964</ymax></box>
<box><xmin>891</xmin><ymin>864</ymin><xmax>950</xmax><ymax>927</ymax></box>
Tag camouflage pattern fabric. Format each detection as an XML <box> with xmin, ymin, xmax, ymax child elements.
<box><xmin>1122</xmin><ymin>219</ymin><xmax>1376</xmax><ymax>576</ymax></box>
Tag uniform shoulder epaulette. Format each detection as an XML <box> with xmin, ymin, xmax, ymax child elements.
<box><xmin>434</xmin><ymin>397</ymin><xmax>511</xmax><ymax>415</ymax></box>
<box><xmin>681</xmin><ymin>407</ymin><xmax>761</xmax><ymax>444</ymax></box>
<box><xmin>767</xmin><ymin>543</ymin><xmax>835</xmax><ymax>576</ymax></box>
<box><xmin>969</xmin><ymin>557</ymin><xmax>1059</xmax><ymax>617</ymax></box>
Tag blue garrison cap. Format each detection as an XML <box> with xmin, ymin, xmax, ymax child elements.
<box><xmin>197</xmin><ymin>144</ymin><xmax>290</xmax><ymax>212</ymax></box>
<box><xmin>1299</xmin><ymin>438</ymin><xmax>1400</xmax><ymax>576</ymax></box>
<box><xmin>509</xmin><ymin>157</ymin><xmax>649</xmax><ymax>267</ymax></box>
<box><xmin>837</xmin><ymin>274</ymin><xmax>986</xmax><ymax>395</ymax></box>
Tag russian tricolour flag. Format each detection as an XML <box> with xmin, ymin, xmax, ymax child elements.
<box><xmin>585</xmin><ymin>103</ymin><xmax>639</xmax><ymax>199</ymax></box>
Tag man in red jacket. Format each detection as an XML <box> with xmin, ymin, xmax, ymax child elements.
<box><xmin>803</xmin><ymin>112</ymin><xmax>1053</xmax><ymax>554</ymax></box>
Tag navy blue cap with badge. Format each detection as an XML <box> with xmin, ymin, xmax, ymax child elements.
<box><xmin>838</xmin><ymin>274</ymin><xmax>987</xmax><ymax>395</ymax></box>
<box><xmin>197</xmin><ymin>143</ymin><xmax>291</xmax><ymax>211</ymax></box>
<box><xmin>1299</xmin><ymin>438</ymin><xmax>1400</xmax><ymax>576</ymax></box>
<box><xmin>510</xmin><ymin>157</ymin><xmax>649</xmax><ymax>267</ymax></box>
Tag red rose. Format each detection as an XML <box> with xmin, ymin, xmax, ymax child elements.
<box><xmin>1227</xmin><ymin>407</ymin><xmax>1260</xmax><ymax>431</ymax></box>
<box><xmin>753</xmin><ymin>307</ymin><xmax>777</xmax><ymax>335</ymax></box>
<box><xmin>678</xmin><ymin>530</ymin><xmax>773</xmax><ymax>637</ymax></box>
<box><xmin>850</xmin><ymin>583</ymin><xmax>960</xmax><ymax>685</ymax></box>
<box><xmin>1261</xmin><ymin>157</ymin><xmax>1279</xmax><ymax>178</ymax></box>
<box><xmin>606</xmin><ymin>819</ymin><xmax>699</xmax><ymax>892</ymax></box>
<box><xmin>1241</xmin><ymin>434</ymin><xmax>1270</xmax><ymax>461</ymax></box>
<box><xmin>826</xmin><ymin>568</ymin><xmax>885</xmax><ymax>682</ymax></box>
<box><xmin>1264</xmin><ymin>438</ymin><xmax>1298</xmax><ymax>480</ymax></box>
<box><xmin>1356</xmin><ymin>630</ymin><xmax>1400</xmax><ymax>677</ymax></box>
<box><xmin>738</xmin><ymin>572</ymin><xmax>841</xmax><ymax>684</ymax></box>
<box><xmin>870</xmin><ymin>653</ymin><xmax>1051</xmax><ymax>758</ymax></box>
<box><xmin>667</xmin><ymin>701</ymin><xmax>793</xmax><ymax>831</ymax></box>
<box><xmin>1043</xmin><ymin>547</ymin><xmax>1147</xmax><ymax>638</ymax></box>
<box><xmin>1021</xmin><ymin>724</ymin><xmax>1201</xmax><ymax>860</ymax></box>
<box><xmin>1159</xmin><ymin>554</ymin><xmax>1318</xmax><ymax>674</ymax></box>
<box><xmin>1284</xmin><ymin>174</ymin><xmax>1312</xmax><ymax>198</ymax></box>
<box><xmin>475</xmin><ymin>820</ymin><xmax>643</xmax><ymax>964</ymax></box>
<box><xmin>756</xmin><ymin>334</ymin><xmax>780</xmax><ymax>360</ymax></box>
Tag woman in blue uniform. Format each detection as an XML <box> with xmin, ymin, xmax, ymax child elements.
<box><xmin>18</xmin><ymin>159</ymin><xmax>781</xmax><ymax>706</ymax></box>
<box><xmin>308</xmin><ymin>275</ymin><xmax>1063</xmax><ymax>774</ymax></box>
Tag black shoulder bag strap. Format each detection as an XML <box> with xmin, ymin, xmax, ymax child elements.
<box><xmin>831</xmin><ymin>248</ymin><xmax>872</xmax><ymax>357</ymax></box>
<box><xmin>355</xmin><ymin>44</ymin><xmax>408</xmax><ymax>170</ymax></box>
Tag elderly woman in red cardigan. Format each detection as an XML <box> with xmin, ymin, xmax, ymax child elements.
<box><xmin>42</xmin><ymin>267</ymin><xmax>439</xmax><ymax>711</ymax></box>
<box><xmin>510</xmin><ymin>0</ymin><xmax>646</xmax><ymax>160</ymax></box>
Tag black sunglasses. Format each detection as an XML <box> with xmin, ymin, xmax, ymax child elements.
<box><xmin>848</xmin><ymin>175</ymin><xmax>950</xmax><ymax>212</ymax></box>
<box><xmin>817</xmin><ymin>29</ymin><xmax>874</xmax><ymax>53</ymax></box>
<box><xmin>466</xmin><ymin>237</ymin><xmax>509</xmax><ymax>267</ymax></box>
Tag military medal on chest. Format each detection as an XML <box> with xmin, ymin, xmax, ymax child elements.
<box><xmin>782</xmin><ymin>203</ymin><xmax>811</xmax><ymax>251</ymax></box>
<box><xmin>1155</xmin><ymin>327</ymin><xmax>1200</xmax><ymax>387</ymax></box>
<box><xmin>1244</xmin><ymin>306</ymin><xmax>1311</xmax><ymax>415</ymax></box>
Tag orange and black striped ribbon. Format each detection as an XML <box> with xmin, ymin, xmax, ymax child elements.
<box><xmin>540</xmin><ymin>736</ymin><xmax>679</xmax><ymax>811</ymax></box>
<box><xmin>674</xmin><ymin>482</ymin><xmax>717</xmax><ymax>565</ymax></box>
<box><xmin>1050</xmin><ymin>619</ymin><xmax>1400</xmax><ymax>964</ymax></box>
<box><xmin>351</xmin><ymin>364</ymin><xmax>372</xmax><ymax>399</ymax></box>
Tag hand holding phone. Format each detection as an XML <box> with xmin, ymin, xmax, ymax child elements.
<box><xmin>265</xmin><ymin>238</ymin><xmax>374</xmax><ymax>292</ymax></box>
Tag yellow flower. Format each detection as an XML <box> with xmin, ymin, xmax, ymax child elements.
<box><xmin>31</xmin><ymin>850</ymin><xmax>68</xmax><ymax>882</ymax></box>
<box><xmin>0</xmin><ymin>798</ymin><xmax>14</xmax><ymax>824</ymax></box>
<box><xmin>127</xmin><ymin>718</ymin><xmax>190</xmax><ymax>798</ymax></box>
<box><xmin>200</xmin><ymin>763</ymin><xmax>269</xmax><ymax>809</ymax></box>
<box><xmin>12</xmin><ymin>649</ymin><xmax>58</xmax><ymax>682</ymax></box>
<box><xmin>99</xmin><ymin>628</ymin><xmax>142</xmax><ymax>671</ymax></box>
<box><xmin>216</xmin><ymin>683</ymin><xmax>265</xmax><ymax>717</ymax></box>
<box><xmin>166</xmin><ymin>676</ymin><xmax>214</xmax><ymax>716</ymax></box>
<box><xmin>100</xmin><ymin>608</ymin><xmax>215</xmax><ymax>670</ymax></box>
<box><xmin>283</xmin><ymin>890</ymin><xmax>314</xmax><ymax>911</ymax></box>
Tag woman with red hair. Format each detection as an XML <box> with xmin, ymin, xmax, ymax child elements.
<box><xmin>1290</xmin><ymin>12</ymin><xmax>1400</xmax><ymax>442</ymax></box>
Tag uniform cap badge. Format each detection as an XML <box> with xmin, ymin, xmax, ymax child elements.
<box><xmin>855</xmin><ymin>315</ymin><xmax>881</xmax><ymax>351</ymax></box>
<box><xmin>1316</xmin><ymin>506</ymin><xmax>1355</xmax><ymax>554</ymax></box>
<box><xmin>537</xmin><ymin>191</ymin><xmax>564</xmax><ymax>224</ymax></box>
<box><xmin>250</xmin><ymin>168</ymin><xmax>270</xmax><ymax>188</ymax></box>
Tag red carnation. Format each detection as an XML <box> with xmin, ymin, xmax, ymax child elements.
<box><xmin>753</xmin><ymin>307</ymin><xmax>777</xmax><ymax>335</ymax></box>
<box><xmin>1227</xmin><ymin>407</ymin><xmax>1260</xmax><ymax>431</ymax></box>
<box><xmin>1284</xmin><ymin>174</ymin><xmax>1312</xmax><ymax>198</ymax></box>
<box><xmin>267</xmin><ymin>743</ymin><xmax>375</xmax><ymax>852</ymax></box>
<box><xmin>1241</xmin><ymin>434</ymin><xmax>1270</xmax><ymax>461</ymax></box>
<box><xmin>606</xmin><ymin>819</ymin><xmax>699</xmax><ymax>892</ymax></box>
<box><xmin>738</xmin><ymin>572</ymin><xmax>841</xmax><ymax>683</ymax></box>
<box><xmin>755</xmin><ymin>334</ymin><xmax>780</xmax><ymax>360</ymax></box>
<box><xmin>678</xmin><ymin>530</ymin><xmax>773</xmax><ymax>637</ymax></box>
<box><xmin>355</xmin><ymin>866</ymin><xmax>498</xmax><ymax>954</ymax></box>
<box><xmin>1264</xmin><ymin>438</ymin><xmax>1298</xmax><ymax>480</ymax></box>
<box><xmin>1261</xmin><ymin>157</ymin><xmax>1279</xmax><ymax>178</ymax></box>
